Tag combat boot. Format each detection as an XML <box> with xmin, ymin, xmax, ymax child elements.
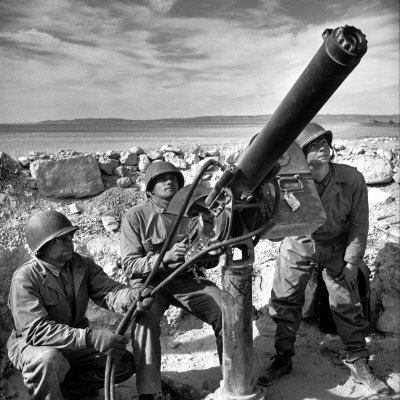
<box><xmin>344</xmin><ymin>358</ymin><xmax>392</xmax><ymax>397</ymax></box>
<box><xmin>257</xmin><ymin>351</ymin><xmax>293</xmax><ymax>386</ymax></box>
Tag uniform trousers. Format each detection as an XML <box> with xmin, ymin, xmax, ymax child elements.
<box><xmin>130</xmin><ymin>274</ymin><xmax>222</xmax><ymax>395</ymax></box>
<box><xmin>7</xmin><ymin>333</ymin><xmax>135</xmax><ymax>400</ymax></box>
<box><xmin>269</xmin><ymin>236</ymin><xmax>370</xmax><ymax>362</ymax></box>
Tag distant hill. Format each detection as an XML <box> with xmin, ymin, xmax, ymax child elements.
<box><xmin>0</xmin><ymin>114</ymin><xmax>398</xmax><ymax>132</ymax></box>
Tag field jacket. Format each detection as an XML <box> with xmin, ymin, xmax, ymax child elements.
<box><xmin>310</xmin><ymin>162</ymin><xmax>369</xmax><ymax>264</ymax></box>
<box><xmin>8</xmin><ymin>252</ymin><xmax>136</xmax><ymax>353</ymax></box>
<box><xmin>121</xmin><ymin>198</ymin><xmax>194</xmax><ymax>281</ymax></box>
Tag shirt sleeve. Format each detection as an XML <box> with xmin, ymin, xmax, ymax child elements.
<box><xmin>120</xmin><ymin>210</ymin><xmax>162</xmax><ymax>279</ymax></box>
<box><xmin>8</xmin><ymin>274</ymin><xmax>87</xmax><ymax>350</ymax></box>
<box><xmin>344</xmin><ymin>171</ymin><xmax>369</xmax><ymax>264</ymax></box>
<box><xmin>83</xmin><ymin>256</ymin><xmax>141</xmax><ymax>314</ymax></box>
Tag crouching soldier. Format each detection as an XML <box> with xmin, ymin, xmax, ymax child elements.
<box><xmin>7</xmin><ymin>210</ymin><xmax>154</xmax><ymax>400</ymax></box>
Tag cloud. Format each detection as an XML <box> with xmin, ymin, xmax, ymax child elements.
<box><xmin>0</xmin><ymin>0</ymin><xmax>398</xmax><ymax>122</ymax></box>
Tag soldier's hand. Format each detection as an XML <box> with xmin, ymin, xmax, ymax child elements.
<box><xmin>342</xmin><ymin>263</ymin><xmax>358</xmax><ymax>290</ymax></box>
<box><xmin>137</xmin><ymin>287</ymin><xmax>155</xmax><ymax>312</ymax></box>
<box><xmin>87</xmin><ymin>329</ymin><xmax>129</xmax><ymax>360</ymax></box>
<box><xmin>163</xmin><ymin>238</ymin><xmax>188</xmax><ymax>265</ymax></box>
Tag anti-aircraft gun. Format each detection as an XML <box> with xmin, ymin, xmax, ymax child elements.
<box><xmin>104</xmin><ymin>25</ymin><xmax>368</xmax><ymax>400</ymax></box>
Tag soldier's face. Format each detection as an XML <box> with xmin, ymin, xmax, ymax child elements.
<box><xmin>305</xmin><ymin>137</ymin><xmax>331</xmax><ymax>166</ymax></box>
<box><xmin>40</xmin><ymin>233</ymin><xmax>75</xmax><ymax>265</ymax></box>
<box><xmin>151</xmin><ymin>173</ymin><xmax>179</xmax><ymax>201</ymax></box>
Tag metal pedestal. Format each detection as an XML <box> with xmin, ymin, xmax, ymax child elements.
<box><xmin>209</xmin><ymin>241</ymin><xmax>265</xmax><ymax>400</ymax></box>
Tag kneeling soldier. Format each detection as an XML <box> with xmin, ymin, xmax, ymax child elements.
<box><xmin>7</xmin><ymin>210</ymin><xmax>153</xmax><ymax>400</ymax></box>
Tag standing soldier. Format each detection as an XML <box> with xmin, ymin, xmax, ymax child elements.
<box><xmin>121</xmin><ymin>161</ymin><xmax>223</xmax><ymax>400</ymax></box>
<box><xmin>258</xmin><ymin>123</ymin><xmax>392</xmax><ymax>397</ymax></box>
<box><xmin>7</xmin><ymin>210</ymin><xmax>153</xmax><ymax>400</ymax></box>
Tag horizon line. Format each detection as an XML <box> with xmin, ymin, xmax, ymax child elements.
<box><xmin>1</xmin><ymin>113</ymin><xmax>399</xmax><ymax>125</ymax></box>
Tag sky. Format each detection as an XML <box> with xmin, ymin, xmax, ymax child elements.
<box><xmin>0</xmin><ymin>0</ymin><xmax>398</xmax><ymax>123</ymax></box>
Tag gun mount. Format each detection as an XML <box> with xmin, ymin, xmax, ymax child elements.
<box><xmin>167</xmin><ymin>25</ymin><xmax>367</xmax><ymax>400</ymax></box>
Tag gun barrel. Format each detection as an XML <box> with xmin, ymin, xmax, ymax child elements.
<box><xmin>229</xmin><ymin>25</ymin><xmax>367</xmax><ymax>198</ymax></box>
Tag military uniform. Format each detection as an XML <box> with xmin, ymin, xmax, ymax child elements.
<box><xmin>270</xmin><ymin>163</ymin><xmax>370</xmax><ymax>361</ymax></box>
<box><xmin>8</xmin><ymin>252</ymin><xmax>136</xmax><ymax>399</ymax></box>
<box><xmin>121</xmin><ymin>198</ymin><xmax>222</xmax><ymax>395</ymax></box>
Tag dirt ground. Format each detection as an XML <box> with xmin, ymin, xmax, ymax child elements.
<box><xmin>1</xmin><ymin>137</ymin><xmax>399</xmax><ymax>400</ymax></box>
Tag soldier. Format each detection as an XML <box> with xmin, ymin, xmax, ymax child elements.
<box><xmin>258</xmin><ymin>123</ymin><xmax>392</xmax><ymax>397</ymax></box>
<box><xmin>7</xmin><ymin>210</ymin><xmax>153</xmax><ymax>400</ymax></box>
<box><xmin>121</xmin><ymin>161</ymin><xmax>223</xmax><ymax>400</ymax></box>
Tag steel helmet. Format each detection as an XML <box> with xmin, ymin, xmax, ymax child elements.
<box><xmin>26</xmin><ymin>210</ymin><xmax>79</xmax><ymax>254</ymax></box>
<box><xmin>296</xmin><ymin>122</ymin><xmax>333</xmax><ymax>150</ymax></box>
<box><xmin>145</xmin><ymin>161</ymin><xmax>184</xmax><ymax>196</ymax></box>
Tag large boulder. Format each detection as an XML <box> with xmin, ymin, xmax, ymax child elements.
<box><xmin>349</xmin><ymin>156</ymin><xmax>394</xmax><ymax>184</ymax></box>
<box><xmin>370</xmin><ymin>242</ymin><xmax>400</xmax><ymax>335</ymax></box>
<box><xmin>30</xmin><ymin>155</ymin><xmax>105</xmax><ymax>198</ymax></box>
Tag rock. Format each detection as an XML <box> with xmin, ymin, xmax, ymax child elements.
<box><xmin>68</xmin><ymin>203</ymin><xmax>83</xmax><ymax>214</ymax></box>
<box><xmin>376</xmin><ymin>293</ymin><xmax>400</xmax><ymax>335</ymax></box>
<box><xmin>163</xmin><ymin>153</ymin><xmax>187</xmax><ymax>169</ymax></box>
<box><xmin>119</xmin><ymin>150</ymin><xmax>138</xmax><ymax>166</ymax></box>
<box><xmin>129</xmin><ymin>146</ymin><xmax>145</xmax><ymax>155</ymax></box>
<box><xmin>106</xmin><ymin>150</ymin><xmax>120</xmax><ymax>160</ymax></box>
<box><xmin>147</xmin><ymin>150</ymin><xmax>163</xmax><ymax>161</ymax></box>
<box><xmin>101</xmin><ymin>215</ymin><xmax>119</xmax><ymax>233</ymax></box>
<box><xmin>205</xmin><ymin>148</ymin><xmax>220</xmax><ymax>157</ymax></box>
<box><xmin>320</xmin><ymin>334</ymin><xmax>345</xmax><ymax>358</ymax></box>
<box><xmin>368</xmin><ymin>188</ymin><xmax>395</xmax><ymax>205</ymax></box>
<box><xmin>114</xmin><ymin>165</ymin><xmax>138</xmax><ymax>178</ymax></box>
<box><xmin>0</xmin><ymin>152</ymin><xmax>21</xmax><ymax>177</ymax></box>
<box><xmin>370</xmin><ymin>241</ymin><xmax>400</xmax><ymax>335</ymax></box>
<box><xmin>376</xmin><ymin>148</ymin><xmax>393</xmax><ymax>161</ymax></box>
<box><xmin>18</xmin><ymin>156</ymin><xmax>30</xmax><ymax>168</ymax></box>
<box><xmin>30</xmin><ymin>155</ymin><xmax>105</xmax><ymax>198</ymax></box>
<box><xmin>349</xmin><ymin>157</ymin><xmax>393</xmax><ymax>184</ymax></box>
<box><xmin>29</xmin><ymin>151</ymin><xmax>42</xmax><ymax>160</ymax></box>
<box><xmin>161</xmin><ymin>374</ymin><xmax>210</xmax><ymax>400</ymax></box>
<box><xmin>160</xmin><ymin>144</ymin><xmax>182</xmax><ymax>154</ymax></box>
<box><xmin>184</xmin><ymin>153</ymin><xmax>201</xmax><ymax>166</ymax></box>
<box><xmin>224</xmin><ymin>148</ymin><xmax>242</xmax><ymax>164</ymax></box>
<box><xmin>116</xmin><ymin>177</ymin><xmax>133</xmax><ymax>188</ymax></box>
<box><xmin>137</xmin><ymin>154</ymin><xmax>151</xmax><ymax>172</ymax></box>
<box><xmin>333</xmin><ymin>144</ymin><xmax>346</xmax><ymax>151</ymax></box>
<box><xmin>189</xmin><ymin>145</ymin><xmax>205</xmax><ymax>157</ymax></box>
<box><xmin>98</xmin><ymin>155</ymin><xmax>120</xmax><ymax>175</ymax></box>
